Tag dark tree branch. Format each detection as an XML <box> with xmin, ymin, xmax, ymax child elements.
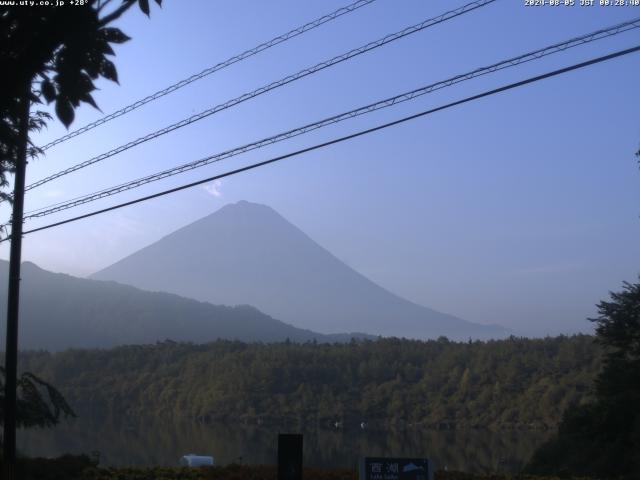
<box><xmin>98</xmin><ymin>0</ymin><xmax>136</xmax><ymax>26</ymax></box>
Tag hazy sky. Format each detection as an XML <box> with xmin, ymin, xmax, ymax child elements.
<box><xmin>1</xmin><ymin>0</ymin><xmax>639</xmax><ymax>336</ymax></box>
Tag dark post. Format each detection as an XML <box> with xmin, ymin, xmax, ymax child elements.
<box><xmin>3</xmin><ymin>89</ymin><xmax>30</xmax><ymax>478</ymax></box>
<box><xmin>277</xmin><ymin>433</ymin><xmax>303</xmax><ymax>480</ymax></box>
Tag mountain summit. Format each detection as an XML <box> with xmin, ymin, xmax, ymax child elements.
<box><xmin>92</xmin><ymin>201</ymin><xmax>507</xmax><ymax>340</ymax></box>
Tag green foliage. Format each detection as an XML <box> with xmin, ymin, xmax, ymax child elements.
<box><xmin>19</xmin><ymin>335</ymin><xmax>599</xmax><ymax>430</ymax></box>
<box><xmin>0</xmin><ymin>367</ymin><xmax>75</xmax><ymax>429</ymax></box>
<box><xmin>0</xmin><ymin>458</ymin><xmax>596</xmax><ymax>480</ymax></box>
<box><xmin>2</xmin><ymin>454</ymin><xmax>97</xmax><ymax>480</ymax></box>
<box><xmin>433</xmin><ymin>474</ymin><xmax>591</xmax><ymax>480</ymax></box>
<box><xmin>526</xmin><ymin>280</ymin><xmax>640</xmax><ymax>479</ymax></box>
<box><xmin>67</xmin><ymin>466</ymin><xmax>593</xmax><ymax>480</ymax></box>
<box><xmin>0</xmin><ymin>0</ymin><xmax>161</xmax><ymax>201</ymax></box>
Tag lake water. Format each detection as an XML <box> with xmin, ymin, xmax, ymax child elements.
<box><xmin>19</xmin><ymin>417</ymin><xmax>550</xmax><ymax>473</ymax></box>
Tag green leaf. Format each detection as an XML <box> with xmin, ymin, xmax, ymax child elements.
<box><xmin>84</xmin><ymin>53</ymin><xmax>102</xmax><ymax>78</ymax></box>
<box><xmin>29</xmin><ymin>92</ymin><xmax>42</xmax><ymax>105</ymax></box>
<box><xmin>96</xmin><ymin>39</ymin><xmax>115</xmax><ymax>56</ymax></box>
<box><xmin>76</xmin><ymin>72</ymin><xmax>96</xmax><ymax>93</ymax></box>
<box><xmin>55</xmin><ymin>98</ymin><xmax>74</xmax><ymax>128</ymax></box>
<box><xmin>138</xmin><ymin>0</ymin><xmax>150</xmax><ymax>16</ymax></box>
<box><xmin>41</xmin><ymin>78</ymin><xmax>56</xmax><ymax>104</ymax></box>
<box><xmin>101</xmin><ymin>27</ymin><xmax>131</xmax><ymax>44</ymax></box>
<box><xmin>99</xmin><ymin>58</ymin><xmax>118</xmax><ymax>84</ymax></box>
<box><xmin>80</xmin><ymin>92</ymin><xmax>100</xmax><ymax>111</ymax></box>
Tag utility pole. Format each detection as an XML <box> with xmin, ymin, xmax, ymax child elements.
<box><xmin>3</xmin><ymin>87</ymin><xmax>30</xmax><ymax>479</ymax></box>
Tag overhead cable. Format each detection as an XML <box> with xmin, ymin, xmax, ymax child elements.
<box><xmin>24</xmin><ymin>17</ymin><xmax>640</xmax><ymax>219</ymax></box>
<box><xmin>26</xmin><ymin>0</ymin><xmax>497</xmax><ymax>192</ymax></box>
<box><xmin>38</xmin><ymin>0</ymin><xmax>379</xmax><ymax>151</ymax></box>
<box><xmin>9</xmin><ymin>43</ymin><xmax>639</xmax><ymax>241</ymax></box>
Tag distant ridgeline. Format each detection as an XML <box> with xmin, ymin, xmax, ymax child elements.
<box><xmin>19</xmin><ymin>335</ymin><xmax>600</xmax><ymax>430</ymax></box>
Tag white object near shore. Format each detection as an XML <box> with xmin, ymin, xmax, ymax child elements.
<box><xmin>180</xmin><ymin>454</ymin><xmax>214</xmax><ymax>467</ymax></box>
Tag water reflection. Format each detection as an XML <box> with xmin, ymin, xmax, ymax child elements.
<box><xmin>19</xmin><ymin>417</ymin><xmax>549</xmax><ymax>473</ymax></box>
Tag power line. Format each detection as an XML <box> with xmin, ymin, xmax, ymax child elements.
<box><xmin>38</xmin><ymin>0</ymin><xmax>379</xmax><ymax>152</ymax></box>
<box><xmin>25</xmin><ymin>0</ymin><xmax>497</xmax><ymax>192</ymax></box>
<box><xmin>23</xmin><ymin>17</ymin><xmax>640</xmax><ymax>220</ymax></box>
<box><xmin>9</xmin><ymin>44</ymin><xmax>639</xmax><ymax>241</ymax></box>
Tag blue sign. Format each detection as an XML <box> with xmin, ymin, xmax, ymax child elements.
<box><xmin>359</xmin><ymin>457</ymin><xmax>433</xmax><ymax>480</ymax></box>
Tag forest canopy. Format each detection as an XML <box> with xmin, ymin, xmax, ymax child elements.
<box><xmin>19</xmin><ymin>335</ymin><xmax>600</xmax><ymax>431</ymax></box>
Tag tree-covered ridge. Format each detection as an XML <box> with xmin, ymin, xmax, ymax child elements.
<box><xmin>0</xmin><ymin>261</ymin><xmax>371</xmax><ymax>351</ymax></box>
<box><xmin>527</xmin><ymin>280</ymin><xmax>640</xmax><ymax>478</ymax></box>
<box><xmin>18</xmin><ymin>335</ymin><xmax>599</xmax><ymax>430</ymax></box>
